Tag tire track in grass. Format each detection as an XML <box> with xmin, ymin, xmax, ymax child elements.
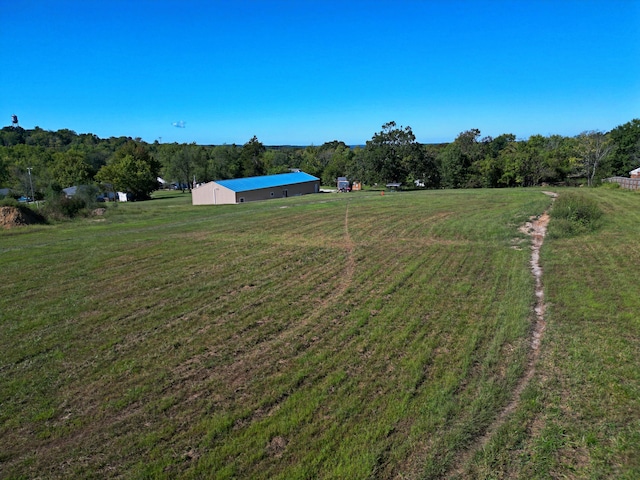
<box><xmin>170</xmin><ymin>201</ymin><xmax>358</xmax><ymax>421</ymax></box>
<box><xmin>333</xmin><ymin>199</ymin><xmax>356</xmax><ymax>299</ymax></box>
<box><xmin>447</xmin><ymin>192</ymin><xmax>556</xmax><ymax>478</ymax></box>
<box><xmin>224</xmin><ymin>200</ymin><xmax>356</xmax><ymax>363</ymax></box>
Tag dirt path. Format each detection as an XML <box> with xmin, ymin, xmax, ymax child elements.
<box><xmin>447</xmin><ymin>192</ymin><xmax>556</xmax><ymax>477</ymax></box>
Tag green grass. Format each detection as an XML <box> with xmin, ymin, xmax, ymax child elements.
<box><xmin>1</xmin><ymin>188</ymin><xmax>638</xmax><ymax>478</ymax></box>
<box><xmin>463</xmin><ymin>187</ymin><xmax>640</xmax><ymax>479</ymax></box>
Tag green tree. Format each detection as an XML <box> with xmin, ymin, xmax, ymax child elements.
<box><xmin>25</xmin><ymin>126</ymin><xmax>53</xmax><ymax>147</ymax></box>
<box><xmin>345</xmin><ymin>147</ymin><xmax>367</xmax><ymax>185</ymax></box>
<box><xmin>542</xmin><ymin>134</ymin><xmax>579</xmax><ymax>184</ymax></box>
<box><xmin>208</xmin><ymin>144</ymin><xmax>242</xmax><ymax>179</ymax></box>
<box><xmin>321</xmin><ymin>143</ymin><xmax>353</xmax><ymax>186</ymax></box>
<box><xmin>263</xmin><ymin>149</ymin><xmax>291</xmax><ymax>175</ymax></box>
<box><xmin>496</xmin><ymin>135</ymin><xmax>580</xmax><ymax>187</ymax></box>
<box><xmin>0</xmin><ymin>126</ymin><xmax>26</xmax><ymax>146</ymax></box>
<box><xmin>403</xmin><ymin>144</ymin><xmax>438</xmax><ymax>188</ymax></box>
<box><xmin>164</xmin><ymin>143</ymin><xmax>205</xmax><ymax>191</ymax></box>
<box><xmin>1</xmin><ymin>145</ymin><xmax>54</xmax><ymax>197</ymax></box>
<box><xmin>96</xmin><ymin>142</ymin><xmax>160</xmax><ymax>200</ymax></box>
<box><xmin>609</xmin><ymin>118</ymin><xmax>640</xmax><ymax>175</ymax></box>
<box><xmin>51</xmin><ymin>149</ymin><xmax>92</xmax><ymax>187</ymax></box>
<box><xmin>439</xmin><ymin>129</ymin><xmax>483</xmax><ymax>188</ymax></box>
<box><xmin>496</xmin><ymin>136</ymin><xmax>550</xmax><ymax>187</ymax></box>
<box><xmin>240</xmin><ymin>136</ymin><xmax>266</xmax><ymax>177</ymax></box>
<box><xmin>53</xmin><ymin>129</ymin><xmax>78</xmax><ymax>148</ymax></box>
<box><xmin>300</xmin><ymin>146</ymin><xmax>323</xmax><ymax>178</ymax></box>
<box><xmin>85</xmin><ymin>148</ymin><xmax>110</xmax><ymax>174</ymax></box>
<box><xmin>576</xmin><ymin>131</ymin><xmax>613</xmax><ymax>186</ymax></box>
<box><xmin>0</xmin><ymin>147</ymin><xmax>10</xmax><ymax>186</ymax></box>
<box><xmin>473</xmin><ymin>134</ymin><xmax>516</xmax><ymax>187</ymax></box>
<box><xmin>363</xmin><ymin>122</ymin><xmax>420</xmax><ymax>185</ymax></box>
<box><xmin>521</xmin><ymin>135</ymin><xmax>548</xmax><ymax>186</ymax></box>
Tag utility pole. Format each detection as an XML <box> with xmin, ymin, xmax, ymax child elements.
<box><xmin>27</xmin><ymin>167</ymin><xmax>35</xmax><ymax>204</ymax></box>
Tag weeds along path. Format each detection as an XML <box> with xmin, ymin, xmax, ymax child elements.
<box><xmin>448</xmin><ymin>191</ymin><xmax>557</xmax><ymax>478</ymax></box>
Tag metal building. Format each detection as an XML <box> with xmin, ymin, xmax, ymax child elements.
<box><xmin>192</xmin><ymin>171</ymin><xmax>320</xmax><ymax>205</ymax></box>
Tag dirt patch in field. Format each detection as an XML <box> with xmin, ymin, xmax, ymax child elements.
<box><xmin>0</xmin><ymin>206</ymin><xmax>46</xmax><ymax>229</ymax></box>
<box><xmin>266</xmin><ymin>436</ymin><xmax>288</xmax><ymax>458</ymax></box>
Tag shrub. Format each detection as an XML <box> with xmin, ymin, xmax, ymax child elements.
<box><xmin>43</xmin><ymin>195</ymin><xmax>84</xmax><ymax>220</ymax></box>
<box><xmin>74</xmin><ymin>185</ymin><xmax>101</xmax><ymax>209</ymax></box>
<box><xmin>548</xmin><ymin>192</ymin><xmax>603</xmax><ymax>238</ymax></box>
<box><xmin>0</xmin><ymin>197</ymin><xmax>20</xmax><ymax>208</ymax></box>
<box><xmin>42</xmin><ymin>185</ymin><xmax>101</xmax><ymax>220</ymax></box>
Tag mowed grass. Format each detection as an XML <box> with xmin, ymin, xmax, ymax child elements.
<box><xmin>462</xmin><ymin>188</ymin><xmax>640</xmax><ymax>479</ymax></box>
<box><xmin>1</xmin><ymin>187</ymin><xmax>634</xmax><ymax>478</ymax></box>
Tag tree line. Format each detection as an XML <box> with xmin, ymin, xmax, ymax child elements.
<box><xmin>1</xmin><ymin>119</ymin><xmax>639</xmax><ymax>201</ymax></box>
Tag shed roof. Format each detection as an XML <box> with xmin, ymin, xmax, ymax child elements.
<box><xmin>215</xmin><ymin>172</ymin><xmax>319</xmax><ymax>193</ymax></box>
<box><xmin>630</xmin><ymin>167</ymin><xmax>640</xmax><ymax>175</ymax></box>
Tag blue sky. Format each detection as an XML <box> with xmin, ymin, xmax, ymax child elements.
<box><xmin>2</xmin><ymin>0</ymin><xmax>639</xmax><ymax>145</ymax></box>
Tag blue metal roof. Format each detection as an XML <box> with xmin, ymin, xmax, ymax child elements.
<box><xmin>215</xmin><ymin>172</ymin><xmax>319</xmax><ymax>193</ymax></box>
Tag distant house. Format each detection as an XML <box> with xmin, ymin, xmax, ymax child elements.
<box><xmin>63</xmin><ymin>185</ymin><xmax>113</xmax><ymax>202</ymax></box>
<box><xmin>630</xmin><ymin>167</ymin><xmax>640</xmax><ymax>178</ymax></box>
<box><xmin>62</xmin><ymin>186</ymin><xmax>78</xmax><ymax>198</ymax></box>
<box><xmin>192</xmin><ymin>171</ymin><xmax>320</xmax><ymax>205</ymax></box>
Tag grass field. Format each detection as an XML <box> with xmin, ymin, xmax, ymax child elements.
<box><xmin>1</xmin><ymin>187</ymin><xmax>638</xmax><ymax>479</ymax></box>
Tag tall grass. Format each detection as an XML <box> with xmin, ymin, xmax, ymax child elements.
<box><xmin>548</xmin><ymin>191</ymin><xmax>603</xmax><ymax>238</ymax></box>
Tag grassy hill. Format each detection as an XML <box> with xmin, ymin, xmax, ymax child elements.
<box><xmin>1</xmin><ymin>188</ymin><xmax>638</xmax><ymax>479</ymax></box>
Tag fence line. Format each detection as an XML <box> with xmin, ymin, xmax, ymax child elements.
<box><xmin>604</xmin><ymin>177</ymin><xmax>640</xmax><ymax>190</ymax></box>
